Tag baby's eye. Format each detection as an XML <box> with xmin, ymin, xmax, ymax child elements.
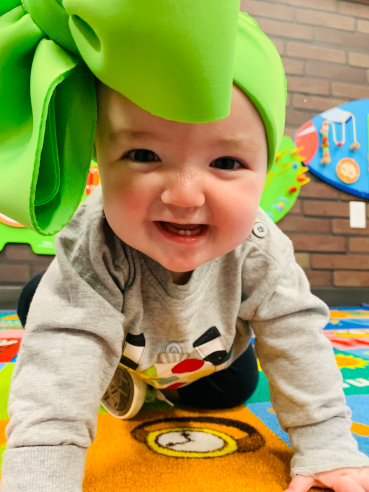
<box><xmin>127</xmin><ymin>149</ymin><xmax>160</xmax><ymax>162</ymax></box>
<box><xmin>211</xmin><ymin>157</ymin><xmax>245</xmax><ymax>170</ymax></box>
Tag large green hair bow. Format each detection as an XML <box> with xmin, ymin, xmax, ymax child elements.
<box><xmin>0</xmin><ymin>0</ymin><xmax>286</xmax><ymax>236</ymax></box>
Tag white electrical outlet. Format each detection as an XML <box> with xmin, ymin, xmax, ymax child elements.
<box><xmin>349</xmin><ymin>201</ymin><xmax>367</xmax><ymax>229</ymax></box>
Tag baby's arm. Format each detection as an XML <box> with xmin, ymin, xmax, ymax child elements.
<box><xmin>1</xmin><ymin>208</ymin><xmax>126</xmax><ymax>491</ymax></box>
<box><xmin>246</xmin><ymin>241</ymin><xmax>369</xmax><ymax>478</ymax></box>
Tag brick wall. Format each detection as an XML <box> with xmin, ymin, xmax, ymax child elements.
<box><xmin>239</xmin><ymin>0</ymin><xmax>369</xmax><ymax>288</ymax></box>
<box><xmin>278</xmin><ymin>183</ymin><xmax>369</xmax><ymax>287</ymax></box>
<box><xmin>0</xmin><ymin>244</ymin><xmax>53</xmax><ymax>287</ymax></box>
<box><xmin>0</xmin><ymin>0</ymin><xmax>369</xmax><ymax>294</ymax></box>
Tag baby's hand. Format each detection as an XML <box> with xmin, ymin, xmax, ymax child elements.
<box><xmin>283</xmin><ymin>467</ymin><xmax>369</xmax><ymax>492</ymax></box>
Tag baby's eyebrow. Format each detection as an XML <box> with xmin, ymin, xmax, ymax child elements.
<box><xmin>108</xmin><ymin>129</ymin><xmax>262</xmax><ymax>155</ymax></box>
<box><xmin>214</xmin><ymin>136</ymin><xmax>263</xmax><ymax>154</ymax></box>
<box><xmin>108</xmin><ymin>129</ymin><xmax>153</xmax><ymax>142</ymax></box>
<box><xmin>216</xmin><ymin>136</ymin><xmax>250</xmax><ymax>146</ymax></box>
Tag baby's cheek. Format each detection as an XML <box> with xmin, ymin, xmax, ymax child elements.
<box><xmin>223</xmin><ymin>187</ymin><xmax>259</xmax><ymax>222</ymax></box>
<box><xmin>105</xmin><ymin>172</ymin><xmax>144</xmax><ymax>213</ymax></box>
<box><xmin>123</xmin><ymin>188</ymin><xmax>149</xmax><ymax>216</ymax></box>
<box><xmin>220</xmin><ymin>193</ymin><xmax>260</xmax><ymax>245</ymax></box>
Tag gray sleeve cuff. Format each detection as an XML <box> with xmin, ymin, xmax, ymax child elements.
<box><xmin>289</xmin><ymin>416</ymin><xmax>369</xmax><ymax>478</ymax></box>
<box><xmin>0</xmin><ymin>445</ymin><xmax>87</xmax><ymax>492</ymax></box>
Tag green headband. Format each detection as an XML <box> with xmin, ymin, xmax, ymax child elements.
<box><xmin>0</xmin><ymin>0</ymin><xmax>286</xmax><ymax>236</ymax></box>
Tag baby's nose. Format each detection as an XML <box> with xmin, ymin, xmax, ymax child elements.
<box><xmin>161</xmin><ymin>173</ymin><xmax>205</xmax><ymax>208</ymax></box>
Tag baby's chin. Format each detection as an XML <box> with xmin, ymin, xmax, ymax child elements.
<box><xmin>151</xmin><ymin>250</ymin><xmax>213</xmax><ymax>273</ymax></box>
<box><xmin>146</xmin><ymin>236</ymin><xmax>248</xmax><ymax>273</ymax></box>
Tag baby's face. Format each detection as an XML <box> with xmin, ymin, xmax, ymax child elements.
<box><xmin>95</xmin><ymin>83</ymin><xmax>268</xmax><ymax>274</ymax></box>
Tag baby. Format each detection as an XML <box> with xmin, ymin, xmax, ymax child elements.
<box><xmin>1</xmin><ymin>6</ymin><xmax>369</xmax><ymax>492</ymax></box>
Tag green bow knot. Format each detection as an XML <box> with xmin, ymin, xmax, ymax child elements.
<box><xmin>0</xmin><ymin>0</ymin><xmax>286</xmax><ymax>235</ymax></box>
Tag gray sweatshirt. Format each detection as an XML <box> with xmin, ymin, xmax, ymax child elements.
<box><xmin>2</xmin><ymin>186</ymin><xmax>369</xmax><ymax>492</ymax></box>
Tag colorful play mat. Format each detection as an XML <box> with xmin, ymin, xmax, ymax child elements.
<box><xmin>0</xmin><ymin>137</ymin><xmax>308</xmax><ymax>256</ymax></box>
<box><xmin>1</xmin><ymin>307</ymin><xmax>368</xmax><ymax>491</ymax></box>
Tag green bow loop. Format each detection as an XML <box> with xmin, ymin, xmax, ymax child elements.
<box><xmin>0</xmin><ymin>0</ymin><xmax>22</xmax><ymax>16</ymax></box>
<box><xmin>234</xmin><ymin>13</ymin><xmax>287</xmax><ymax>170</ymax></box>
<box><xmin>63</xmin><ymin>0</ymin><xmax>240</xmax><ymax>123</ymax></box>
<box><xmin>0</xmin><ymin>2</ymin><xmax>96</xmax><ymax>235</ymax></box>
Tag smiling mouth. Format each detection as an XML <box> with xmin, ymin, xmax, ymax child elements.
<box><xmin>159</xmin><ymin>221</ymin><xmax>205</xmax><ymax>237</ymax></box>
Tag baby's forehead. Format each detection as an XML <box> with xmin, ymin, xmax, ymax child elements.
<box><xmin>98</xmin><ymin>82</ymin><xmax>261</xmax><ymax>134</ymax></box>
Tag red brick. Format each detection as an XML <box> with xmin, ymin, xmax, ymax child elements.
<box><xmin>0</xmin><ymin>264</ymin><xmax>30</xmax><ymax>283</ymax></box>
<box><xmin>5</xmin><ymin>243</ymin><xmax>39</xmax><ymax>261</ymax></box>
<box><xmin>332</xmin><ymin>82</ymin><xmax>369</xmax><ymax>99</ymax></box>
<box><xmin>299</xmin><ymin>181</ymin><xmax>339</xmax><ymax>199</ymax></box>
<box><xmin>315</xmin><ymin>27</ymin><xmax>369</xmax><ymax>50</ymax></box>
<box><xmin>306</xmin><ymin>61</ymin><xmax>366</xmax><ymax>84</ymax></box>
<box><xmin>240</xmin><ymin>0</ymin><xmax>294</xmax><ymax>20</ymax></box>
<box><xmin>295</xmin><ymin>253</ymin><xmax>311</xmax><ymax>269</ymax></box>
<box><xmin>281</xmin><ymin>0</ymin><xmax>337</xmax><ymax>12</ymax></box>
<box><xmin>333</xmin><ymin>219</ymin><xmax>369</xmax><ymax>235</ymax></box>
<box><xmin>286</xmin><ymin>234</ymin><xmax>346</xmax><ymax>252</ymax></box>
<box><xmin>270</xmin><ymin>37</ymin><xmax>284</xmax><ymax>56</ymax></box>
<box><xmin>339</xmin><ymin>191</ymin><xmax>363</xmax><ymax>201</ymax></box>
<box><xmin>287</xmin><ymin>76</ymin><xmax>330</xmax><ymax>95</ymax></box>
<box><xmin>5</xmin><ymin>246</ymin><xmax>54</xmax><ymax>269</ymax></box>
<box><xmin>284</xmin><ymin>127</ymin><xmax>297</xmax><ymax>138</ymax></box>
<box><xmin>339</xmin><ymin>1</ymin><xmax>369</xmax><ymax>19</ymax></box>
<box><xmin>282</xmin><ymin>58</ymin><xmax>304</xmax><ymax>75</ymax></box>
<box><xmin>287</xmin><ymin>43</ymin><xmax>346</xmax><ymax>64</ymax></box>
<box><xmin>308</xmin><ymin>173</ymin><xmax>323</xmax><ymax>184</ymax></box>
<box><xmin>257</xmin><ymin>19</ymin><xmax>313</xmax><ymax>41</ymax></box>
<box><xmin>289</xmin><ymin>199</ymin><xmax>302</xmax><ymax>214</ymax></box>
<box><xmin>358</xmin><ymin>19</ymin><xmax>369</xmax><ymax>34</ymax></box>
<box><xmin>293</xmin><ymin>94</ymin><xmax>348</xmax><ymax>111</ymax></box>
<box><xmin>297</xmin><ymin>10</ymin><xmax>354</xmax><ymax>31</ymax></box>
<box><xmin>334</xmin><ymin>270</ymin><xmax>369</xmax><ymax>287</ymax></box>
<box><xmin>349</xmin><ymin>52</ymin><xmax>369</xmax><ymax>69</ymax></box>
<box><xmin>286</xmin><ymin>110</ymin><xmax>318</xmax><ymax>126</ymax></box>
<box><xmin>349</xmin><ymin>237</ymin><xmax>369</xmax><ymax>252</ymax></box>
<box><xmin>305</xmin><ymin>270</ymin><xmax>332</xmax><ymax>286</ymax></box>
<box><xmin>312</xmin><ymin>254</ymin><xmax>369</xmax><ymax>270</ymax></box>
<box><xmin>278</xmin><ymin>216</ymin><xmax>331</xmax><ymax>233</ymax></box>
<box><xmin>303</xmin><ymin>201</ymin><xmax>349</xmax><ymax>218</ymax></box>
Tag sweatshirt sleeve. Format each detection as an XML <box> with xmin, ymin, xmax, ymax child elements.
<box><xmin>246</xmin><ymin>240</ymin><xmax>369</xmax><ymax>478</ymax></box>
<box><xmin>1</xmin><ymin>198</ymin><xmax>127</xmax><ymax>492</ymax></box>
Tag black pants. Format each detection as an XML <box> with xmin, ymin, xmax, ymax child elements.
<box><xmin>18</xmin><ymin>272</ymin><xmax>259</xmax><ymax>410</ymax></box>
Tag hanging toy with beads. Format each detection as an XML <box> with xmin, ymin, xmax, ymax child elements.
<box><xmin>320</xmin><ymin>112</ymin><xmax>361</xmax><ymax>166</ymax></box>
<box><xmin>330</xmin><ymin>111</ymin><xmax>361</xmax><ymax>151</ymax></box>
<box><xmin>342</xmin><ymin>111</ymin><xmax>360</xmax><ymax>151</ymax></box>
<box><xmin>320</xmin><ymin>120</ymin><xmax>331</xmax><ymax>165</ymax></box>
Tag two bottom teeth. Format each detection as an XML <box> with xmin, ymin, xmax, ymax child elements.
<box><xmin>160</xmin><ymin>222</ymin><xmax>204</xmax><ymax>237</ymax></box>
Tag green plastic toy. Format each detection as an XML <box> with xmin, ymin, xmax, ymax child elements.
<box><xmin>259</xmin><ymin>136</ymin><xmax>310</xmax><ymax>222</ymax></box>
